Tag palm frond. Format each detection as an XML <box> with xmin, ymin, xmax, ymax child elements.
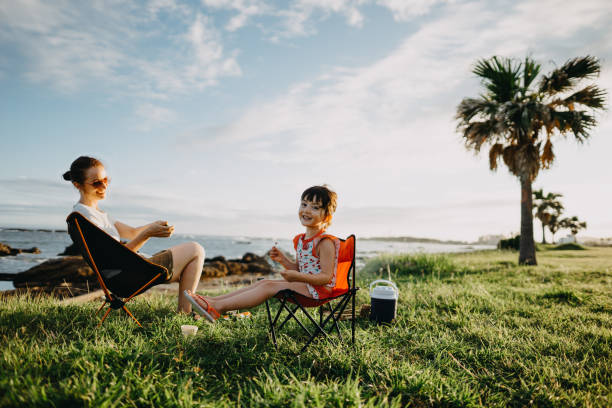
<box><xmin>503</xmin><ymin>144</ymin><xmax>540</xmax><ymax>180</ymax></box>
<box><xmin>522</xmin><ymin>57</ymin><xmax>541</xmax><ymax>91</ymax></box>
<box><xmin>558</xmin><ymin>85</ymin><xmax>607</xmax><ymax>109</ymax></box>
<box><xmin>539</xmin><ymin>56</ymin><xmax>601</xmax><ymax>94</ymax></box>
<box><xmin>541</xmin><ymin>138</ymin><xmax>554</xmax><ymax>168</ymax></box>
<box><xmin>488</xmin><ymin>143</ymin><xmax>504</xmax><ymax>170</ymax></box>
<box><xmin>550</xmin><ymin>110</ymin><xmax>596</xmax><ymax>142</ymax></box>
<box><xmin>473</xmin><ymin>56</ymin><xmax>521</xmax><ymax>102</ymax></box>
<box><xmin>462</xmin><ymin>120</ymin><xmax>499</xmax><ymax>151</ymax></box>
<box><xmin>456</xmin><ymin>97</ymin><xmax>498</xmax><ymax>122</ymax></box>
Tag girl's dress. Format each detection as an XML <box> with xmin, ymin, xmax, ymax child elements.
<box><xmin>293</xmin><ymin>231</ymin><xmax>340</xmax><ymax>299</ymax></box>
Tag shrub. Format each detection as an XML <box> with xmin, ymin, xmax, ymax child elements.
<box><xmin>552</xmin><ymin>243</ymin><xmax>586</xmax><ymax>250</ymax></box>
<box><xmin>497</xmin><ymin>235</ymin><xmax>520</xmax><ymax>250</ymax></box>
<box><xmin>362</xmin><ymin>253</ymin><xmax>457</xmax><ymax>279</ymax></box>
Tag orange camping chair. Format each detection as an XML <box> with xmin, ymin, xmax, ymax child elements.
<box><xmin>265</xmin><ymin>234</ymin><xmax>358</xmax><ymax>352</ymax></box>
<box><xmin>66</xmin><ymin>212</ymin><xmax>170</xmax><ymax>327</ymax></box>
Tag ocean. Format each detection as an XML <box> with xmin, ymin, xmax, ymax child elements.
<box><xmin>0</xmin><ymin>228</ymin><xmax>494</xmax><ymax>291</ymax></box>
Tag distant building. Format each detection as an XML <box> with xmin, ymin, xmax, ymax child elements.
<box><xmin>558</xmin><ymin>234</ymin><xmax>577</xmax><ymax>244</ymax></box>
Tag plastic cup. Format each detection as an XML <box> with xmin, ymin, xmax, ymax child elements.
<box><xmin>181</xmin><ymin>324</ymin><xmax>198</xmax><ymax>337</ymax></box>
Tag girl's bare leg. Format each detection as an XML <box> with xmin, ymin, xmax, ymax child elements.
<box><xmin>193</xmin><ymin>280</ymin><xmax>311</xmax><ymax>314</ymax></box>
<box><xmin>208</xmin><ymin>279</ymin><xmax>268</xmax><ymax>301</ymax></box>
<box><xmin>168</xmin><ymin>242</ymin><xmax>205</xmax><ymax>313</ymax></box>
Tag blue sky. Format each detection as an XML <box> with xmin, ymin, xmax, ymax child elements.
<box><xmin>1</xmin><ymin>0</ymin><xmax>611</xmax><ymax>241</ymax></box>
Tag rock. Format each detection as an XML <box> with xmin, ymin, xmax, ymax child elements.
<box><xmin>0</xmin><ymin>242</ymin><xmax>41</xmax><ymax>256</ymax></box>
<box><xmin>200</xmin><ymin>252</ymin><xmax>273</xmax><ymax>280</ymax></box>
<box><xmin>58</xmin><ymin>242</ymin><xmax>81</xmax><ymax>256</ymax></box>
<box><xmin>6</xmin><ymin>251</ymin><xmax>274</xmax><ymax>298</ymax></box>
<box><xmin>12</xmin><ymin>256</ymin><xmax>95</xmax><ymax>288</ymax></box>
<box><xmin>9</xmin><ymin>256</ymin><xmax>98</xmax><ymax>299</ymax></box>
<box><xmin>201</xmin><ymin>261</ymin><xmax>229</xmax><ymax>278</ymax></box>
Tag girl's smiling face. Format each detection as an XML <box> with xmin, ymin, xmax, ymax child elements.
<box><xmin>299</xmin><ymin>199</ymin><xmax>325</xmax><ymax>229</ymax></box>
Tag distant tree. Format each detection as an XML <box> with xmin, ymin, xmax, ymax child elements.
<box><xmin>532</xmin><ymin>189</ymin><xmax>564</xmax><ymax>244</ymax></box>
<box><xmin>456</xmin><ymin>55</ymin><xmax>606</xmax><ymax>265</ymax></box>
<box><xmin>561</xmin><ymin>216</ymin><xmax>587</xmax><ymax>238</ymax></box>
<box><xmin>548</xmin><ymin>213</ymin><xmax>563</xmax><ymax>244</ymax></box>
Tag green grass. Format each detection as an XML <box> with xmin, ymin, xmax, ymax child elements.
<box><xmin>2</xmin><ymin>248</ymin><xmax>612</xmax><ymax>407</ymax></box>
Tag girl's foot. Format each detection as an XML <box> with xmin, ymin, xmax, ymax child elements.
<box><xmin>184</xmin><ymin>290</ymin><xmax>220</xmax><ymax>323</ymax></box>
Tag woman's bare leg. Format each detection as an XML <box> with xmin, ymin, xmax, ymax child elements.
<box><xmin>168</xmin><ymin>242</ymin><xmax>205</xmax><ymax>313</ymax></box>
<box><xmin>191</xmin><ymin>280</ymin><xmax>311</xmax><ymax>314</ymax></box>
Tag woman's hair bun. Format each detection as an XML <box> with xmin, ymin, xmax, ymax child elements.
<box><xmin>62</xmin><ymin>171</ymin><xmax>72</xmax><ymax>181</ymax></box>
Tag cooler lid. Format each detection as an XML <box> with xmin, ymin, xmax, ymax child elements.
<box><xmin>370</xmin><ymin>285</ymin><xmax>398</xmax><ymax>300</ymax></box>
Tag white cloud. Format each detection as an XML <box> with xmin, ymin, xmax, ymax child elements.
<box><xmin>201</xmin><ymin>0</ymin><xmax>269</xmax><ymax>31</ymax></box>
<box><xmin>377</xmin><ymin>0</ymin><xmax>445</xmax><ymax>21</ymax></box>
<box><xmin>133</xmin><ymin>103</ymin><xmax>178</xmax><ymax>132</ymax></box>
<box><xmin>0</xmin><ymin>1</ymin><xmax>241</xmax><ymax>96</ymax></box>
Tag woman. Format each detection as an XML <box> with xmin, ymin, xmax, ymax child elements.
<box><xmin>63</xmin><ymin>156</ymin><xmax>204</xmax><ymax>314</ymax></box>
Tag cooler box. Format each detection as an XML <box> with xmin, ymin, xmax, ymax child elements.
<box><xmin>369</xmin><ymin>279</ymin><xmax>398</xmax><ymax>324</ymax></box>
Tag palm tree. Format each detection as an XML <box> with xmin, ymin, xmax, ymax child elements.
<box><xmin>548</xmin><ymin>213</ymin><xmax>563</xmax><ymax>244</ymax></box>
<box><xmin>532</xmin><ymin>189</ymin><xmax>564</xmax><ymax>244</ymax></box>
<box><xmin>456</xmin><ymin>56</ymin><xmax>606</xmax><ymax>265</ymax></box>
<box><xmin>561</xmin><ymin>216</ymin><xmax>587</xmax><ymax>238</ymax></box>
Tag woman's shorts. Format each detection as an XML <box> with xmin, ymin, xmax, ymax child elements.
<box><xmin>148</xmin><ymin>249</ymin><xmax>174</xmax><ymax>282</ymax></box>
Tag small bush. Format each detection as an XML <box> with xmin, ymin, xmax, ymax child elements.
<box><xmin>552</xmin><ymin>243</ymin><xmax>586</xmax><ymax>251</ymax></box>
<box><xmin>497</xmin><ymin>235</ymin><xmax>520</xmax><ymax>250</ymax></box>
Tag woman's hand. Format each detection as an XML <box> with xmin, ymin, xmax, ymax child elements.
<box><xmin>280</xmin><ymin>269</ymin><xmax>301</xmax><ymax>282</ymax></box>
<box><xmin>146</xmin><ymin>221</ymin><xmax>174</xmax><ymax>238</ymax></box>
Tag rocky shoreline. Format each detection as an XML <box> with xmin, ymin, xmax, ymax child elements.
<box><xmin>1</xmin><ymin>241</ymin><xmax>276</xmax><ymax>299</ymax></box>
<box><xmin>0</xmin><ymin>242</ymin><xmax>41</xmax><ymax>257</ymax></box>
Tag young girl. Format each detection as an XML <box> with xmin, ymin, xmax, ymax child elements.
<box><xmin>63</xmin><ymin>156</ymin><xmax>205</xmax><ymax>314</ymax></box>
<box><xmin>185</xmin><ymin>185</ymin><xmax>340</xmax><ymax>322</ymax></box>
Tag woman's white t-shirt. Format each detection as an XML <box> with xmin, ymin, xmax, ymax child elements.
<box><xmin>73</xmin><ymin>203</ymin><xmax>121</xmax><ymax>241</ymax></box>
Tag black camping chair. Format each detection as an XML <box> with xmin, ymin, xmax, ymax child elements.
<box><xmin>66</xmin><ymin>212</ymin><xmax>170</xmax><ymax>327</ymax></box>
<box><xmin>265</xmin><ymin>234</ymin><xmax>358</xmax><ymax>352</ymax></box>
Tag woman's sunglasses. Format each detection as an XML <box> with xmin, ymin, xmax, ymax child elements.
<box><xmin>88</xmin><ymin>177</ymin><xmax>110</xmax><ymax>188</ymax></box>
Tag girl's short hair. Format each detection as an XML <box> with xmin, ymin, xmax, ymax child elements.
<box><xmin>63</xmin><ymin>156</ymin><xmax>103</xmax><ymax>185</ymax></box>
<box><xmin>301</xmin><ymin>185</ymin><xmax>338</xmax><ymax>228</ymax></box>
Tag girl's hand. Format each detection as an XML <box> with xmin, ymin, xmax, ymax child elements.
<box><xmin>280</xmin><ymin>269</ymin><xmax>300</xmax><ymax>282</ymax></box>
<box><xmin>269</xmin><ymin>246</ymin><xmax>285</xmax><ymax>263</ymax></box>
<box><xmin>146</xmin><ymin>221</ymin><xmax>174</xmax><ymax>238</ymax></box>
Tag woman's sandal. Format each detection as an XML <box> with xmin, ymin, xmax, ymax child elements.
<box><xmin>184</xmin><ymin>290</ymin><xmax>220</xmax><ymax>323</ymax></box>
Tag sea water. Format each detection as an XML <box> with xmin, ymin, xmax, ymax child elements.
<box><xmin>0</xmin><ymin>228</ymin><xmax>494</xmax><ymax>291</ymax></box>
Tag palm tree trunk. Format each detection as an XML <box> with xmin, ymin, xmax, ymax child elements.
<box><xmin>519</xmin><ymin>177</ymin><xmax>537</xmax><ymax>265</ymax></box>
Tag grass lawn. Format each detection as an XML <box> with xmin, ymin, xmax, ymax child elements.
<box><xmin>1</xmin><ymin>247</ymin><xmax>611</xmax><ymax>407</ymax></box>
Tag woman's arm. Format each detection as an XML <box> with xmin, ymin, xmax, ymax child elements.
<box><xmin>280</xmin><ymin>239</ymin><xmax>335</xmax><ymax>286</ymax></box>
<box><xmin>115</xmin><ymin>221</ymin><xmax>174</xmax><ymax>252</ymax></box>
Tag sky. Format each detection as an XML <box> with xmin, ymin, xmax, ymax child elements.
<box><xmin>0</xmin><ymin>0</ymin><xmax>611</xmax><ymax>242</ymax></box>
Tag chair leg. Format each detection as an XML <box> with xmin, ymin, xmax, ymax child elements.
<box><xmin>329</xmin><ymin>303</ymin><xmax>342</xmax><ymax>339</ymax></box>
<box><xmin>96</xmin><ymin>300</ymin><xmax>107</xmax><ymax>315</ymax></box>
<box><xmin>98</xmin><ymin>308</ymin><xmax>112</xmax><ymax>327</ymax></box>
<box><xmin>122</xmin><ymin>305</ymin><xmax>143</xmax><ymax>328</ymax></box>
<box><xmin>304</xmin><ymin>294</ymin><xmax>352</xmax><ymax>351</ymax></box>
<box><xmin>278</xmin><ymin>305</ymin><xmax>300</xmax><ymax>331</ymax></box>
<box><xmin>265</xmin><ymin>299</ymin><xmax>277</xmax><ymax>348</ymax></box>
<box><xmin>351</xmin><ymin>289</ymin><xmax>356</xmax><ymax>345</ymax></box>
<box><xmin>280</xmin><ymin>300</ymin><xmax>313</xmax><ymax>337</ymax></box>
